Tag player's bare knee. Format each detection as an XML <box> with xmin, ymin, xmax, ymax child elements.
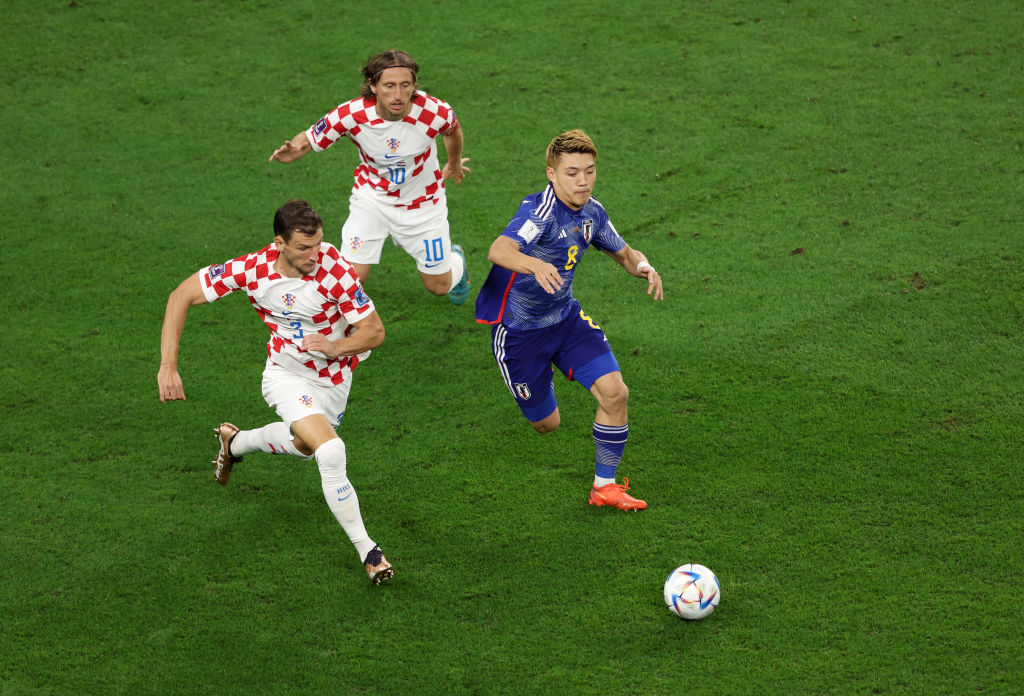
<box><xmin>598</xmin><ymin>382</ymin><xmax>626</xmax><ymax>421</ymax></box>
<box><xmin>422</xmin><ymin>275</ymin><xmax>450</xmax><ymax>296</ymax></box>
<box><xmin>599</xmin><ymin>380</ymin><xmax>629</xmax><ymax>416</ymax></box>
<box><xmin>531</xmin><ymin>411</ymin><xmax>560</xmax><ymax>434</ymax></box>
<box><xmin>613</xmin><ymin>381</ymin><xmax>630</xmax><ymax>408</ymax></box>
<box><xmin>292</xmin><ymin>436</ymin><xmax>314</xmax><ymax>457</ymax></box>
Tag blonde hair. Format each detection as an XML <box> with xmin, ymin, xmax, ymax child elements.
<box><xmin>546</xmin><ymin>129</ymin><xmax>597</xmax><ymax>169</ymax></box>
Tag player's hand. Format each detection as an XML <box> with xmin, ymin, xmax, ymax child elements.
<box><xmin>641</xmin><ymin>267</ymin><xmax>664</xmax><ymax>300</ymax></box>
<box><xmin>532</xmin><ymin>261</ymin><xmax>564</xmax><ymax>295</ymax></box>
<box><xmin>442</xmin><ymin>157</ymin><xmax>471</xmax><ymax>184</ymax></box>
<box><xmin>301</xmin><ymin>333</ymin><xmax>338</xmax><ymax>359</ymax></box>
<box><xmin>158</xmin><ymin>366</ymin><xmax>186</xmax><ymax>403</ymax></box>
<box><xmin>269</xmin><ymin>140</ymin><xmax>299</xmax><ymax>163</ymax></box>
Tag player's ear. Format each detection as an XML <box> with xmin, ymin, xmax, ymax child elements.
<box><xmin>545</xmin><ymin>167</ymin><xmax>555</xmax><ymax>184</ymax></box>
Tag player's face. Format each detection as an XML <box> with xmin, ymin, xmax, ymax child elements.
<box><xmin>274</xmin><ymin>227</ymin><xmax>323</xmax><ymax>278</ymax></box>
<box><xmin>371</xmin><ymin>67</ymin><xmax>416</xmax><ymax>121</ymax></box>
<box><xmin>547</xmin><ymin>153</ymin><xmax>597</xmax><ymax>210</ymax></box>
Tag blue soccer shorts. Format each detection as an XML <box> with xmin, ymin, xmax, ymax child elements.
<box><xmin>490</xmin><ymin>308</ymin><xmax>620</xmax><ymax>422</ymax></box>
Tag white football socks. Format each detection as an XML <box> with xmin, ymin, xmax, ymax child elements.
<box><xmin>447</xmin><ymin>247</ymin><xmax>466</xmax><ymax>292</ymax></box>
<box><xmin>231</xmin><ymin>422</ymin><xmax>311</xmax><ymax>459</ymax></box>
<box><xmin>315</xmin><ymin>438</ymin><xmax>376</xmax><ymax>561</ymax></box>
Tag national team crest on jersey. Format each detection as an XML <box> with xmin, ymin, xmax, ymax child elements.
<box><xmin>350</xmin><ymin>236</ymin><xmax>365</xmax><ymax>252</ymax></box>
<box><xmin>299</xmin><ymin>395</ymin><xmax>313</xmax><ymax>408</ymax></box>
<box><xmin>282</xmin><ymin>292</ymin><xmax>297</xmax><ymax>310</ymax></box>
<box><xmin>385</xmin><ymin>137</ymin><xmax>400</xmax><ymax>154</ymax></box>
<box><xmin>514</xmin><ymin>383</ymin><xmax>532</xmax><ymax>400</ymax></box>
<box><xmin>582</xmin><ymin>220</ymin><xmax>594</xmax><ymax>243</ymax></box>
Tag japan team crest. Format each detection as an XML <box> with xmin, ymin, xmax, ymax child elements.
<box><xmin>514</xmin><ymin>383</ymin><xmax>532</xmax><ymax>400</ymax></box>
<box><xmin>282</xmin><ymin>292</ymin><xmax>297</xmax><ymax>310</ymax></box>
<box><xmin>582</xmin><ymin>219</ymin><xmax>594</xmax><ymax>243</ymax></box>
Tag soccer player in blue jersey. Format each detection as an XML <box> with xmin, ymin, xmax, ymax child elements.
<box><xmin>474</xmin><ymin>130</ymin><xmax>663</xmax><ymax>511</ymax></box>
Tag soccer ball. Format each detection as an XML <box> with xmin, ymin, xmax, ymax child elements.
<box><xmin>664</xmin><ymin>563</ymin><xmax>721</xmax><ymax>620</ymax></box>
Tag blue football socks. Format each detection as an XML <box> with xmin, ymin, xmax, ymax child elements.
<box><xmin>593</xmin><ymin>422</ymin><xmax>628</xmax><ymax>486</ymax></box>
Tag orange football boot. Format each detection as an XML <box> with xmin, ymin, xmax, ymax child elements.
<box><xmin>588</xmin><ymin>477</ymin><xmax>647</xmax><ymax>511</ymax></box>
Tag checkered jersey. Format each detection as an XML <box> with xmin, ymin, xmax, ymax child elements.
<box><xmin>199</xmin><ymin>242</ymin><xmax>376</xmax><ymax>386</ymax></box>
<box><xmin>305</xmin><ymin>91</ymin><xmax>459</xmax><ymax>210</ymax></box>
<box><xmin>474</xmin><ymin>184</ymin><xmax>626</xmax><ymax>330</ymax></box>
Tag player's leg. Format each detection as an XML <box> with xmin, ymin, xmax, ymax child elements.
<box><xmin>555</xmin><ymin>312</ymin><xmax>646</xmax><ymax>511</ymax></box>
<box><xmin>589</xmin><ymin>371</ymin><xmax>630</xmax><ymax>484</ymax></box>
<box><xmin>491</xmin><ymin>323</ymin><xmax>560</xmax><ymax>432</ymax></box>
<box><xmin>393</xmin><ymin>200</ymin><xmax>470</xmax><ymax>303</ymax></box>
<box><xmin>261</xmin><ymin>362</ymin><xmax>392</xmax><ymax>582</ymax></box>
<box><xmin>228</xmin><ymin>422</ymin><xmax>313</xmax><ymax>457</ymax></box>
<box><xmin>288</xmin><ymin>414</ymin><xmax>390</xmax><ymax>583</ymax></box>
<box><xmin>529</xmin><ymin>407</ymin><xmax>560</xmax><ymax>434</ymax></box>
<box><xmin>213</xmin><ymin>420</ymin><xmax>313</xmax><ymax>485</ymax></box>
<box><xmin>348</xmin><ymin>262</ymin><xmax>373</xmax><ymax>284</ymax></box>
<box><xmin>340</xmin><ymin>192</ymin><xmax>390</xmax><ymax>284</ymax></box>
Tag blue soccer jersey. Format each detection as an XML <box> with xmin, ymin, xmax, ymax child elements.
<box><xmin>475</xmin><ymin>184</ymin><xmax>626</xmax><ymax>330</ymax></box>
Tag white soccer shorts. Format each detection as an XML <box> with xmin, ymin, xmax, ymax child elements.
<box><xmin>340</xmin><ymin>190</ymin><xmax>453</xmax><ymax>275</ymax></box>
<box><xmin>261</xmin><ymin>360</ymin><xmax>353</xmax><ymax>429</ymax></box>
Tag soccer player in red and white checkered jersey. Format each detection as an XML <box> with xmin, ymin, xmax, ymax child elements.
<box><xmin>158</xmin><ymin>200</ymin><xmax>393</xmax><ymax>585</ymax></box>
<box><xmin>270</xmin><ymin>49</ymin><xmax>472</xmax><ymax>306</ymax></box>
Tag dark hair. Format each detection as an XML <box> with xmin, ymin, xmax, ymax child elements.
<box><xmin>360</xmin><ymin>49</ymin><xmax>419</xmax><ymax>98</ymax></box>
<box><xmin>273</xmin><ymin>200</ymin><xmax>323</xmax><ymax>241</ymax></box>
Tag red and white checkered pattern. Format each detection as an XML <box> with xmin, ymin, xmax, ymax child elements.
<box><xmin>305</xmin><ymin>91</ymin><xmax>458</xmax><ymax>209</ymax></box>
<box><xmin>200</xmin><ymin>243</ymin><xmax>375</xmax><ymax>386</ymax></box>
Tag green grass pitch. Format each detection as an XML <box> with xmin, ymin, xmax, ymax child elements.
<box><xmin>2</xmin><ymin>1</ymin><xmax>1022</xmax><ymax>693</ymax></box>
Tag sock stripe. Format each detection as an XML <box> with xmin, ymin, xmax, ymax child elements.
<box><xmin>593</xmin><ymin>423</ymin><xmax>629</xmax><ymax>444</ymax></box>
<box><xmin>594</xmin><ymin>422</ymin><xmax>628</xmax><ymax>481</ymax></box>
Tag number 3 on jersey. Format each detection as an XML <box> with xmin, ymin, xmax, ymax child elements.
<box><xmin>565</xmin><ymin>244</ymin><xmax>579</xmax><ymax>270</ymax></box>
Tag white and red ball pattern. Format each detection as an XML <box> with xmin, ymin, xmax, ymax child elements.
<box><xmin>664</xmin><ymin>564</ymin><xmax>721</xmax><ymax>620</ymax></box>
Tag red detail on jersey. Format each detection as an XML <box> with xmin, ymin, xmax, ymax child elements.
<box><xmin>201</xmin><ymin>243</ymin><xmax>373</xmax><ymax>386</ymax></box>
<box><xmin>475</xmin><ymin>272</ymin><xmax>518</xmax><ymax>325</ymax></box>
<box><xmin>306</xmin><ymin>92</ymin><xmax>457</xmax><ymax>210</ymax></box>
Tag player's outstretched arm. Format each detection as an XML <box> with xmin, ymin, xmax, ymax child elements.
<box><xmin>441</xmin><ymin>123</ymin><xmax>470</xmax><ymax>184</ymax></box>
<box><xmin>488</xmin><ymin>236</ymin><xmax>564</xmax><ymax>294</ymax></box>
<box><xmin>606</xmin><ymin>244</ymin><xmax>664</xmax><ymax>300</ymax></box>
<box><xmin>268</xmin><ymin>131</ymin><xmax>313</xmax><ymax>164</ymax></box>
<box><xmin>158</xmin><ymin>272</ymin><xmax>210</xmax><ymax>403</ymax></box>
<box><xmin>301</xmin><ymin>310</ymin><xmax>385</xmax><ymax>360</ymax></box>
